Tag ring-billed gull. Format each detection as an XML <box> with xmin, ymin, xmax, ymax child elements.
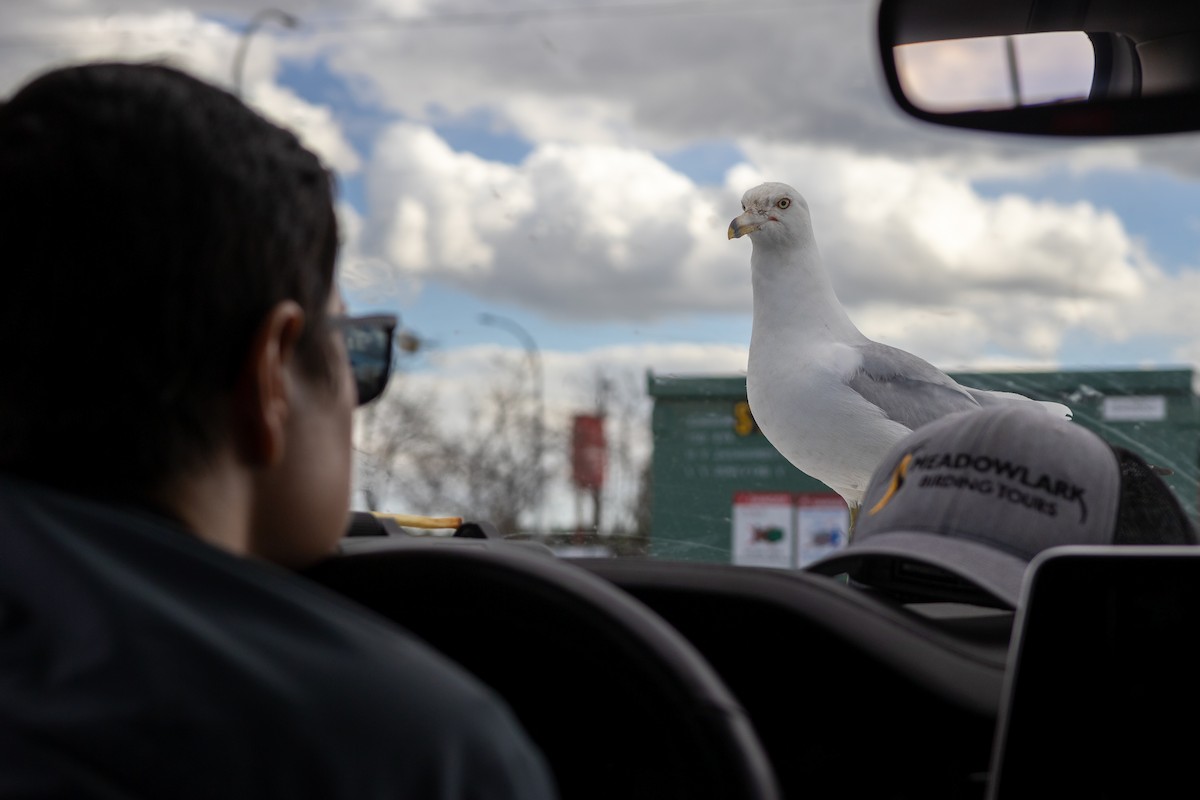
<box><xmin>728</xmin><ymin>181</ymin><xmax>1071</xmax><ymax>530</ymax></box>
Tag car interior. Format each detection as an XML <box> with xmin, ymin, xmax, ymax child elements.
<box><xmin>304</xmin><ymin>512</ymin><xmax>1007</xmax><ymax>799</ymax></box>
<box><xmin>304</xmin><ymin>527</ymin><xmax>781</xmax><ymax>800</ymax></box>
<box><xmin>879</xmin><ymin>0</ymin><xmax>1200</xmax><ymax>135</ymax></box>
<box><xmin>296</xmin><ymin>0</ymin><xmax>1200</xmax><ymax>798</ymax></box>
<box><xmin>987</xmin><ymin>546</ymin><xmax>1200</xmax><ymax>800</ymax></box>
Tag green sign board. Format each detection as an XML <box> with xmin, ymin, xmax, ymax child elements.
<box><xmin>648</xmin><ymin>368</ymin><xmax>1200</xmax><ymax>564</ymax></box>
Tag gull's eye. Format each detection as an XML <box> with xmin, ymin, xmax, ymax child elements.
<box><xmin>741</xmin><ymin>203</ymin><xmax>746</xmax><ymax>211</ymax></box>
<box><xmin>777</xmin><ymin>198</ymin><xmax>791</xmax><ymax>209</ymax></box>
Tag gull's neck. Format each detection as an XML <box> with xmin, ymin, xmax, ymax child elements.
<box><xmin>750</xmin><ymin>236</ymin><xmax>864</xmax><ymax>345</ymax></box>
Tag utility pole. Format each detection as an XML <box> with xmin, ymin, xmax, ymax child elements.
<box><xmin>479</xmin><ymin>313</ymin><xmax>545</xmax><ymax>534</ymax></box>
<box><xmin>590</xmin><ymin>376</ymin><xmax>611</xmax><ymax>534</ymax></box>
<box><xmin>231</xmin><ymin>9</ymin><xmax>299</xmax><ymax>98</ymax></box>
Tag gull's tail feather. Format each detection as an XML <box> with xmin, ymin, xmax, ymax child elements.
<box><xmin>1039</xmin><ymin>400</ymin><xmax>1073</xmax><ymax>419</ymax></box>
<box><xmin>964</xmin><ymin>387</ymin><xmax>1072</xmax><ymax>419</ymax></box>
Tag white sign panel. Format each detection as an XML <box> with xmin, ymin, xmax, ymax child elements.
<box><xmin>1101</xmin><ymin>395</ymin><xmax>1167</xmax><ymax>422</ymax></box>
<box><xmin>731</xmin><ymin>491</ymin><xmax>795</xmax><ymax>569</ymax></box>
<box><xmin>795</xmin><ymin>494</ymin><xmax>850</xmax><ymax>567</ymax></box>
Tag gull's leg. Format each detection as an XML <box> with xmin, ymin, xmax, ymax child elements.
<box><xmin>847</xmin><ymin>502</ymin><xmax>860</xmax><ymax>541</ymax></box>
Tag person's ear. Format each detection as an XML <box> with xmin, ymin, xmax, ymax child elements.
<box><xmin>233</xmin><ymin>301</ymin><xmax>306</xmax><ymax>467</ymax></box>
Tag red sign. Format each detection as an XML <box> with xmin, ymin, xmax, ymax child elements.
<box><xmin>571</xmin><ymin>415</ymin><xmax>607</xmax><ymax>490</ymax></box>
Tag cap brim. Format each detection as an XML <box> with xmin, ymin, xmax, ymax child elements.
<box><xmin>806</xmin><ymin>530</ymin><xmax>1029</xmax><ymax>608</ymax></box>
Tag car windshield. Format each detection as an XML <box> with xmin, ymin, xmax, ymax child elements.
<box><xmin>6</xmin><ymin>0</ymin><xmax>1197</xmax><ymax>566</ymax></box>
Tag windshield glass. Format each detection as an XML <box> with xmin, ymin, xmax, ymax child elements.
<box><xmin>7</xmin><ymin>1</ymin><xmax>1198</xmax><ymax>565</ymax></box>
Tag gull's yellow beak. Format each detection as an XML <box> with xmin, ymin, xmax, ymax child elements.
<box><xmin>727</xmin><ymin>213</ymin><xmax>761</xmax><ymax>239</ymax></box>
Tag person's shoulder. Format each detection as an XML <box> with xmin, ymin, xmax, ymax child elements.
<box><xmin>249</xmin><ymin>577</ymin><xmax>559</xmax><ymax>798</ymax></box>
<box><xmin>0</xmin><ymin>479</ymin><xmax>556</xmax><ymax>798</ymax></box>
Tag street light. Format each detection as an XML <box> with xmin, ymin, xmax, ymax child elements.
<box><xmin>231</xmin><ymin>9</ymin><xmax>299</xmax><ymax>98</ymax></box>
<box><xmin>479</xmin><ymin>313</ymin><xmax>545</xmax><ymax>533</ymax></box>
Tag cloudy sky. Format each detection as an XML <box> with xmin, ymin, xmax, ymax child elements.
<box><xmin>6</xmin><ymin>0</ymin><xmax>1200</xmax><ymax>519</ymax></box>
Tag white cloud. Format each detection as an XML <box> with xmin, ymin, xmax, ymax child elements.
<box><xmin>8</xmin><ymin>0</ymin><xmax>1200</xmax><ymax>379</ymax></box>
<box><xmin>0</xmin><ymin>9</ymin><xmax>235</xmax><ymax>91</ymax></box>
<box><xmin>358</xmin><ymin>121</ymin><xmax>742</xmax><ymax>319</ymax></box>
<box><xmin>725</xmin><ymin>141</ymin><xmax>1174</xmax><ymax>361</ymax></box>
<box><xmin>249</xmin><ymin>81</ymin><xmax>362</xmax><ymax>174</ymax></box>
<box><xmin>0</xmin><ymin>5</ymin><xmax>360</xmax><ymax>177</ymax></box>
<box><xmin>1108</xmin><ymin>267</ymin><xmax>1200</xmax><ymax>342</ymax></box>
<box><xmin>345</xmin><ymin>122</ymin><xmax>1184</xmax><ymax>366</ymax></box>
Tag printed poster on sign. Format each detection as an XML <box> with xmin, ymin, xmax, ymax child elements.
<box><xmin>795</xmin><ymin>493</ymin><xmax>849</xmax><ymax>567</ymax></box>
<box><xmin>731</xmin><ymin>491</ymin><xmax>795</xmax><ymax>568</ymax></box>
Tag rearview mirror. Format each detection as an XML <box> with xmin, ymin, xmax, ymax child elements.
<box><xmin>878</xmin><ymin>0</ymin><xmax>1200</xmax><ymax>135</ymax></box>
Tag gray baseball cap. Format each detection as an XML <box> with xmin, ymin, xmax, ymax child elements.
<box><xmin>806</xmin><ymin>405</ymin><xmax>1122</xmax><ymax>608</ymax></box>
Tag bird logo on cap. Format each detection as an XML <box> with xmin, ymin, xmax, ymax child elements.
<box><xmin>869</xmin><ymin>453</ymin><xmax>913</xmax><ymax>516</ymax></box>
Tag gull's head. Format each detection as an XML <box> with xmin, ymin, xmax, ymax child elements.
<box><xmin>727</xmin><ymin>182</ymin><xmax>811</xmax><ymax>246</ymax></box>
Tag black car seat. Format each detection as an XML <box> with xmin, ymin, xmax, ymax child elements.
<box><xmin>574</xmin><ymin>557</ymin><xmax>1011</xmax><ymax>800</ymax></box>
<box><xmin>302</xmin><ymin>534</ymin><xmax>781</xmax><ymax>800</ymax></box>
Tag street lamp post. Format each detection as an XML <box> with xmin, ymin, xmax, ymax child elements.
<box><xmin>479</xmin><ymin>313</ymin><xmax>545</xmax><ymax>534</ymax></box>
<box><xmin>231</xmin><ymin>9</ymin><xmax>299</xmax><ymax>98</ymax></box>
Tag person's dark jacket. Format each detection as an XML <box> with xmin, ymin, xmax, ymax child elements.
<box><xmin>0</xmin><ymin>477</ymin><xmax>556</xmax><ymax>799</ymax></box>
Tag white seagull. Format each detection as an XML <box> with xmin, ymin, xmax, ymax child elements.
<box><xmin>728</xmin><ymin>181</ymin><xmax>1071</xmax><ymax>529</ymax></box>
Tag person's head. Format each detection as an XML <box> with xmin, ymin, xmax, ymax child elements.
<box><xmin>0</xmin><ymin>61</ymin><xmax>365</xmax><ymax>564</ymax></box>
<box><xmin>807</xmin><ymin>405</ymin><xmax>1197</xmax><ymax>607</ymax></box>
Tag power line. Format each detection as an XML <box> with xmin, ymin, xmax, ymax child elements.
<box><xmin>0</xmin><ymin>0</ymin><xmax>857</xmax><ymax>46</ymax></box>
<box><xmin>310</xmin><ymin>0</ymin><xmax>827</xmax><ymax>30</ymax></box>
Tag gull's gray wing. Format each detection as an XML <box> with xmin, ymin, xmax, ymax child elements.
<box><xmin>845</xmin><ymin>341</ymin><xmax>981</xmax><ymax>431</ymax></box>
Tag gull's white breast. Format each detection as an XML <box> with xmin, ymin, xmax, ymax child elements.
<box><xmin>747</xmin><ymin>339</ymin><xmax>910</xmax><ymax>504</ymax></box>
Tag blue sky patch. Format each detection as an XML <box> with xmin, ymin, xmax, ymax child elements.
<box><xmin>659</xmin><ymin>140</ymin><xmax>745</xmax><ymax>186</ymax></box>
<box><xmin>432</xmin><ymin>107</ymin><xmax>534</xmax><ymax>165</ymax></box>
